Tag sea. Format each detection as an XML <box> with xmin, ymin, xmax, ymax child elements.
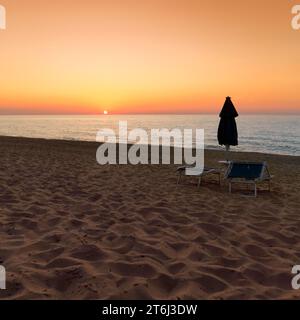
<box><xmin>0</xmin><ymin>114</ymin><xmax>299</xmax><ymax>156</ymax></box>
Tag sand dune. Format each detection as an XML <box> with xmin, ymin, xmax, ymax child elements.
<box><xmin>0</xmin><ymin>136</ymin><xmax>299</xmax><ymax>299</ymax></box>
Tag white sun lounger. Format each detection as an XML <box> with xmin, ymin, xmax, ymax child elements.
<box><xmin>177</xmin><ymin>166</ymin><xmax>222</xmax><ymax>188</ymax></box>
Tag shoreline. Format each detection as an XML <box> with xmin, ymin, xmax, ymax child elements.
<box><xmin>0</xmin><ymin>135</ymin><xmax>299</xmax><ymax>159</ymax></box>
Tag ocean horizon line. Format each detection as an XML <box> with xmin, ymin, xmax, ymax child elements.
<box><xmin>0</xmin><ymin>112</ymin><xmax>299</xmax><ymax>116</ymax></box>
<box><xmin>0</xmin><ymin>135</ymin><xmax>298</xmax><ymax>158</ymax></box>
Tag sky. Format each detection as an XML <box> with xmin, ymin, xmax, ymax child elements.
<box><xmin>0</xmin><ymin>0</ymin><xmax>299</xmax><ymax>114</ymax></box>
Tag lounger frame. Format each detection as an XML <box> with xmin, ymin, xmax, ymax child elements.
<box><xmin>177</xmin><ymin>166</ymin><xmax>221</xmax><ymax>188</ymax></box>
<box><xmin>224</xmin><ymin>161</ymin><xmax>272</xmax><ymax>197</ymax></box>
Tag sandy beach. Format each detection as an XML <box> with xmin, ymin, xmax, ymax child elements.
<box><xmin>0</xmin><ymin>136</ymin><xmax>299</xmax><ymax>300</ymax></box>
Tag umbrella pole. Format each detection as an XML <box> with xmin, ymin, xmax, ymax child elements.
<box><xmin>225</xmin><ymin>145</ymin><xmax>230</xmax><ymax>162</ymax></box>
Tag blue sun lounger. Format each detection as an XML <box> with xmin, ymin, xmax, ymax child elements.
<box><xmin>224</xmin><ymin>161</ymin><xmax>272</xmax><ymax>197</ymax></box>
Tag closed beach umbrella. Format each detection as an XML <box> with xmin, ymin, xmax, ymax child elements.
<box><xmin>218</xmin><ymin>96</ymin><xmax>239</xmax><ymax>160</ymax></box>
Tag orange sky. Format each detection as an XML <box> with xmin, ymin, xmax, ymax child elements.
<box><xmin>0</xmin><ymin>0</ymin><xmax>299</xmax><ymax>114</ymax></box>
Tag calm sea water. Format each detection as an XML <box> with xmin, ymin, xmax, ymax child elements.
<box><xmin>0</xmin><ymin>114</ymin><xmax>299</xmax><ymax>156</ymax></box>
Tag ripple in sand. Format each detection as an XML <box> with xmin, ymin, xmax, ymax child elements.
<box><xmin>195</xmin><ymin>274</ymin><xmax>228</xmax><ymax>294</ymax></box>
<box><xmin>71</xmin><ymin>245</ymin><xmax>107</xmax><ymax>261</ymax></box>
<box><xmin>244</xmin><ymin>244</ymin><xmax>268</xmax><ymax>257</ymax></box>
<box><xmin>109</xmin><ymin>262</ymin><xmax>157</xmax><ymax>278</ymax></box>
<box><xmin>46</xmin><ymin>258</ymin><xmax>82</xmax><ymax>269</ymax></box>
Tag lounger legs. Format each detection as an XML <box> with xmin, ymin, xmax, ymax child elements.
<box><xmin>177</xmin><ymin>173</ymin><xmax>182</xmax><ymax>185</ymax></box>
<box><xmin>177</xmin><ymin>170</ymin><xmax>222</xmax><ymax>188</ymax></box>
<box><xmin>198</xmin><ymin>177</ymin><xmax>201</xmax><ymax>188</ymax></box>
